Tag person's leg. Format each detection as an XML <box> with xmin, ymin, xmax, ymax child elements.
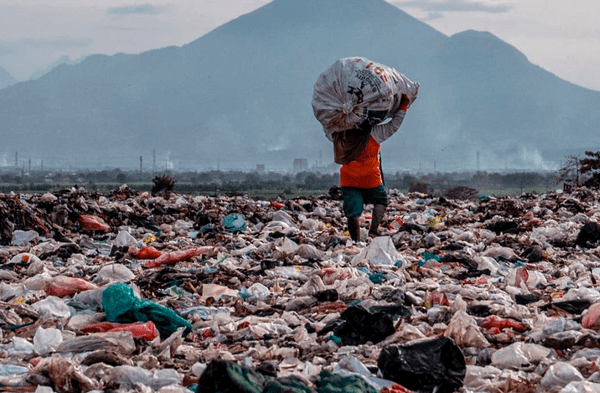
<box><xmin>347</xmin><ymin>216</ymin><xmax>361</xmax><ymax>242</ymax></box>
<box><xmin>369</xmin><ymin>203</ymin><xmax>386</xmax><ymax>237</ymax></box>
<box><xmin>364</xmin><ymin>185</ymin><xmax>389</xmax><ymax>237</ymax></box>
<box><xmin>342</xmin><ymin>187</ymin><xmax>364</xmax><ymax>242</ymax></box>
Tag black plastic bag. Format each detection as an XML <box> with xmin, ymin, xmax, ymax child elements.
<box><xmin>318</xmin><ymin>306</ymin><xmax>395</xmax><ymax>345</ymax></box>
<box><xmin>377</xmin><ymin>337</ymin><xmax>466</xmax><ymax>393</ymax></box>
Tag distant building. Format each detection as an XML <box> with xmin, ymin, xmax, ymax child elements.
<box><xmin>256</xmin><ymin>164</ymin><xmax>265</xmax><ymax>173</ymax></box>
<box><xmin>293</xmin><ymin>158</ymin><xmax>308</xmax><ymax>173</ymax></box>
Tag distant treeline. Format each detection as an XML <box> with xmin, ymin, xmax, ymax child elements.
<box><xmin>0</xmin><ymin>167</ymin><xmax>560</xmax><ymax>195</ymax></box>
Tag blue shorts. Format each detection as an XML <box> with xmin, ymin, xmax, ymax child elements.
<box><xmin>342</xmin><ymin>185</ymin><xmax>388</xmax><ymax>218</ymax></box>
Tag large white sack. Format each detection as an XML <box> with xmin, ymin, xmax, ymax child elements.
<box><xmin>312</xmin><ymin>57</ymin><xmax>419</xmax><ymax>138</ymax></box>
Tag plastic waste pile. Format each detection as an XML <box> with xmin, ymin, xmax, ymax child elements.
<box><xmin>2</xmin><ymin>185</ymin><xmax>600</xmax><ymax>392</ymax></box>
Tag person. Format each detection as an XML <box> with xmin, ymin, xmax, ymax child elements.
<box><xmin>330</xmin><ymin>93</ymin><xmax>412</xmax><ymax>242</ymax></box>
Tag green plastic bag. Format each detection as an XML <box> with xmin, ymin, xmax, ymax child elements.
<box><xmin>315</xmin><ymin>371</ymin><xmax>378</xmax><ymax>393</ymax></box>
<box><xmin>222</xmin><ymin>213</ymin><xmax>246</xmax><ymax>232</ymax></box>
<box><xmin>102</xmin><ymin>282</ymin><xmax>192</xmax><ymax>339</ymax></box>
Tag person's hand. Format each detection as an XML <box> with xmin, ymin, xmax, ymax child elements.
<box><xmin>400</xmin><ymin>94</ymin><xmax>411</xmax><ymax>111</ymax></box>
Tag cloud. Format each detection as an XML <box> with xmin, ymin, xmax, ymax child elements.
<box><xmin>393</xmin><ymin>0</ymin><xmax>512</xmax><ymax>17</ymax></box>
<box><xmin>106</xmin><ymin>4</ymin><xmax>167</xmax><ymax>16</ymax></box>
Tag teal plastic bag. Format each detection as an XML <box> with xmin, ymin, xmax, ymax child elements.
<box><xmin>102</xmin><ymin>283</ymin><xmax>192</xmax><ymax>339</ymax></box>
<box><xmin>222</xmin><ymin>213</ymin><xmax>246</xmax><ymax>232</ymax></box>
<box><xmin>315</xmin><ymin>371</ymin><xmax>378</xmax><ymax>393</ymax></box>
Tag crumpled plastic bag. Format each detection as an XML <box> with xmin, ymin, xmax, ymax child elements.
<box><xmin>79</xmin><ymin>215</ymin><xmax>110</xmax><ymax>232</ymax></box>
<box><xmin>377</xmin><ymin>337</ymin><xmax>466</xmax><ymax>393</ymax></box>
<box><xmin>197</xmin><ymin>359</ymin><xmax>311</xmax><ymax>393</ymax></box>
<box><xmin>351</xmin><ymin>236</ymin><xmax>402</xmax><ymax>266</ymax></box>
<box><xmin>102</xmin><ymin>282</ymin><xmax>192</xmax><ymax>339</ymax></box>
<box><xmin>444</xmin><ymin>310</ymin><xmax>490</xmax><ymax>348</ymax></box>
<box><xmin>312</xmin><ymin>57</ymin><xmax>419</xmax><ymax>137</ymax></box>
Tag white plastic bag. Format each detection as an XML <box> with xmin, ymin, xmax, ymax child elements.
<box><xmin>312</xmin><ymin>57</ymin><xmax>419</xmax><ymax>137</ymax></box>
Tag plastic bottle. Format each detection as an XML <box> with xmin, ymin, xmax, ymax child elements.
<box><xmin>388</xmin><ymin>217</ymin><xmax>404</xmax><ymax>231</ymax></box>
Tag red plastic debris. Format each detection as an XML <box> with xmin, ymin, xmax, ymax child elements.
<box><xmin>44</xmin><ymin>276</ymin><xmax>98</xmax><ymax>297</ymax></box>
<box><xmin>144</xmin><ymin>246</ymin><xmax>212</xmax><ymax>268</ymax></box>
<box><xmin>482</xmin><ymin>315</ymin><xmax>526</xmax><ymax>332</ymax></box>
<box><xmin>237</xmin><ymin>321</ymin><xmax>251</xmax><ymax>330</ymax></box>
<box><xmin>515</xmin><ymin>267</ymin><xmax>529</xmax><ymax>287</ymax></box>
<box><xmin>128</xmin><ymin>245</ymin><xmax>163</xmax><ymax>259</ymax></box>
<box><xmin>81</xmin><ymin>321</ymin><xmax>159</xmax><ymax>341</ymax></box>
<box><xmin>270</xmin><ymin>201</ymin><xmax>285</xmax><ymax>209</ymax></box>
<box><xmin>79</xmin><ymin>215</ymin><xmax>110</xmax><ymax>232</ymax></box>
<box><xmin>582</xmin><ymin>303</ymin><xmax>600</xmax><ymax>330</ymax></box>
<box><xmin>313</xmin><ymin>301</ymin><xmax>348</xmax><ymax>313</ymax></box>
<box><xmin>381</xmin><ymin>384</ymin><xmax>414</xmax><ymax>393</ymax></box>
<box><xmin>201</xmin><ymin>328</ymin><xmax>215</xmax><ymax>339</ymax></box>
<box><xmin>425</xmin><ymin>291</ymin><xmax>450</xmax><ymax>307</ymax></box>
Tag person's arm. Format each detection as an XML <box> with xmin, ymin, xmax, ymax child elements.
<box><xmin>371</xmin><ymin>94</ymin><xmax>411</xmax><ymax>143</ymax></box>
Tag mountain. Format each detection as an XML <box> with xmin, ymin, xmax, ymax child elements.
<box><xmin>0</xmin><ymin>66</ymin><xmax>16</xmax><ymax>90</ymax></box>
<box><xmin>28</xmin><ymin>55</ymin><xmax>85</xmax><ymax>81</ymax></box>
<box><xmin>0</xmin><ymin>0</ymin><xmax>598</xmax><ymax>172</ymax></box>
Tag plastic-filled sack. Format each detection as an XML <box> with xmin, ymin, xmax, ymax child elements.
<box><xmin>102</xmin><ymin>282</ymin><xmax>192</xmax><ymax>339</ymax></box>
<box><xmin>377</xmin><ymin>337</ymin><xmax>466</xmax><ymax>393</ymax></box>
<box><xmin>312</xmin><ymin>57</ymin><xmax>419</xmax><ymax>137</ymax></box>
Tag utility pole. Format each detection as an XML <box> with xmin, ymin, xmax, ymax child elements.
<box><xmin>15</xmin><ymin>151</ymin><xmax>17</xmax><ymax>167</ymax></box>
<box><xmin>139</xmin><ymin>156</ymin><xmax>143</xmax><ymax>177</ymax></box>
<box><xmin>153</xmin><ymin>149</ymin><xmax>156</xmax><ymax>173</ymax></box>
<box><xmin>28</xmin><ymin>159</ymin><xmax>31</xmax><ymax>173</ymax></box>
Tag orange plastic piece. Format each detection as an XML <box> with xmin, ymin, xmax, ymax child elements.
<box><xmin>129</xmin><ymin>245</ymin><xmax>163</xmax><ymax>259</ymax></box>
<box><xmin>79</xmin><ymin>215</ymin><xmax>110</xmax><ymax>232</ymax></box>
<box><xmin>270</xmin><ymin>201</ymin><xmax>285</xmax><ymax>209</ymax></box>
<box><xmin>45</xmin><ymin>276</ymin><xmax>98</xmax><ymax>297</ymax></box>
<box><xmin>482</xmin><ymin>315</ymin><xmax>526</xmax><ymax>332</ymax></box>
<box><xmin>381</xmin><ymin>384</ymin><xmax>414</xmax><ymax>393</ymax></box>
<box><xmin>144</xmin><ymin>247</ymin><xmax>212</xmax><ymax>268</ymax></box>
<box><xmin>81</xmin><ymin>320</ymin><xmax>159</xmax><ymax>340</ymax></box>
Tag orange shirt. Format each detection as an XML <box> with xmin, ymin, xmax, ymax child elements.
<box><xmin>340</xmin><ymin>136</ymin><xmax>382</xmax><ymax>188</ymax></box>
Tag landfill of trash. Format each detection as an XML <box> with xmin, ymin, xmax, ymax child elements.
<box><xmin>2</xmin><ymin>184</ymin><xmax>600</xmax><ymax>393</ymax></box>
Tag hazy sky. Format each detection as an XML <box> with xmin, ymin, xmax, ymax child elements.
<box><xmin>1</xmin><ymin>0</ymin><xmax>599</xmax><ymax>90</ymax></box>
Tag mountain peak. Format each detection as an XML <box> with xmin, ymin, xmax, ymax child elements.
<box><xmin>449</xmin><ymin>29</ymin><xmax>528</xmax><ymax>63</ymax></box>
<box><xmin>0</xmin><ymin>66</ymin><xmax>16</xmax><ymax>89</ymax></box>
